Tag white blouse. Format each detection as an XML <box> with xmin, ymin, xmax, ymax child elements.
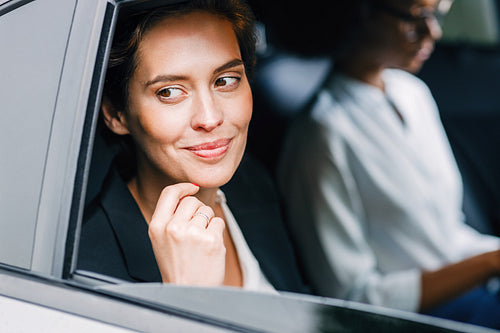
<box><xmin>278</xmin><ymin>69</ymin><xmax>500</xmax><ymax>311</ymax></box>
<box><xmin>216</xmin><ymin>190</ymin><xmax>276</xmax><ymax>293</ymax></box>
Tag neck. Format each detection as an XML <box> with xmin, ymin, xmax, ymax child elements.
<box><xmin>336</xmin><ymin>53</ymin><xmax>386</xmax><ymax>91</ymax></box>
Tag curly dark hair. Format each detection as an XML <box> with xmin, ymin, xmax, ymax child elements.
<box><xmin>104</xmin><ymin>0</ymin><xmax>257</xmax><ymax>112</ymax></box>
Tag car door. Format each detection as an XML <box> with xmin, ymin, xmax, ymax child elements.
<box><xmin>0</xmin><ymin>0</ymin><xmax>107</xmax><ymax>276</ymax></box>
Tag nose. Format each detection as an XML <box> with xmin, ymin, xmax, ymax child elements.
<box><xmin>422</xmin><ymin>16</ymin><xmax>442</xmax><ymax>41</ymax></box>
<box><xmin>190</xmin><ymin>91</ymin><xmax>224</xmax><ymax>132</ymax></box>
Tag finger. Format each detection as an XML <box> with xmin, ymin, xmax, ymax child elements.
<box><xmin>151</xmin><ymin>183</ymin><xmax>199</xmax><ymax>225</ymax></box>
<box><xmin>171</xmin><ymin>195</ymin><xmax>205</xmax><ymax>224</ymax></box>
<box><xmin>206</xmin><ymin>216</ymin><xmax>225</xmax><ymax>234</ymax></box>
<box><xmin>191</xmin><ymin>206</ymin><xmax>215</xmax><ymax>228</ymax></box>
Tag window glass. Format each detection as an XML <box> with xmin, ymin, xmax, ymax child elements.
<box><xmin>441</xmin><ymin>0</ymin><xmax>500</xmax><ymax>45</ymax></box>
<box><xmin>0</xmin><ymin>0</ymin><xmax>75</xmax><ymax>269</ymax></box>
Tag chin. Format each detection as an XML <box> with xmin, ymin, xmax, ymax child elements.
<box><xmin>397</xmin><ymin>60</ymin><xmax>424</xmax><ymax>74</ymax></box>
<box><xmin>407</xmin><ymin>53</ymin><xmax>428</xmax><ymax>73</ymax></box>
<box><xmin>190</xmin><ymin>166</ymin><xmax>236</xmax><ymax>189</ymax></box>
<box><xmin>187</xmin><ymin>147</ymin><xmax>245</xmax><ymax>188</ymax></box>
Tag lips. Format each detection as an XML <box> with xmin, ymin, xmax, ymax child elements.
<box><xmin>415</xmin><ymin>42</ymin><xmax>434</xmax><ymax>62</ymax></box>
<box><xmin>185</xmin><ymin>138</ymin><xmax>231</xmax><ymax>159</ymax></box>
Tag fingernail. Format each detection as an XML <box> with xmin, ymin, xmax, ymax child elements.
<box><xmin>191</xmin><ymin>183</ymin><xmax>199</xmax><ymax>187</ymax></box>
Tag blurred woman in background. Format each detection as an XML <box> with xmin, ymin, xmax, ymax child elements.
<box><xmin>276</xmin><ymin>0</ymin><xmax>500</xmax><ymax>328</ymax></box>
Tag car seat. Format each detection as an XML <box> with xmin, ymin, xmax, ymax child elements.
<box><xmin>246</xmin><ymin>48</ymin><xmax>332</xmax><ymax>174</ymax></box>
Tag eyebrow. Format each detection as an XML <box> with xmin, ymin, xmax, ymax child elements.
<box><xmin>144</xmin><ymin>58</ymin><xmax>244</xmax><ymax>87</ymax></box>
<box><xmin>145</xmin><ymin>74</ymin><xmax>187</xmax><ymax>87</ymax></box>
<box><xmin>213</xmin><ymin>58</ymin><xmax>244</xmax><ymax>74</ymax></box>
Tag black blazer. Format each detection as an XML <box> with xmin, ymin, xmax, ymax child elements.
<box><xmin>78</xmin><ymin>154</ymin><xmax>308</xmax><ymax>293</ymax></box>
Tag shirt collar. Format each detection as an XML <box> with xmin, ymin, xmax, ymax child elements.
<box><xmin>326</xmin><ymin>69</ymin><xmax>408</xmax><ymax>121</ymax></box>
<box><xmin>327</xmin><ymin>71</ymin><xmax>387</xmax><ymax>103</ymax></box>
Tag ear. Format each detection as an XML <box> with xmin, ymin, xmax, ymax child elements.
<box><xmin>101</xmin><ymin>98</ymin><xmax>130</xmax><ymax>135</ymax></box>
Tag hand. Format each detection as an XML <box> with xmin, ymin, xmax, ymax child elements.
<box><xmin>419</xmin><ymin>248</ymin><xmax>500</xmax><ymax>311</ymax></box>
<box><xmin>148</xmin><ymin>183</ymin><xmax>226</xmax><ymax>286</ymax></box>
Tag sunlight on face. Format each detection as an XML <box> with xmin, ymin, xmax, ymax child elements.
<box><xmin>124</xmin><ymin>11</ymin><xmax>253</xmax><ymax>188</ymax></box>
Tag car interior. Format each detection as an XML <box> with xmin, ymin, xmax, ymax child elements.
<box><xmin>245</xmin><ymin>0</ymin><xmax>500</xmax><ymax>237</ymax></box>
<box><xmin>1</xmin><ymin>0</ymin><xmax>500</xmax><ymax>331</ymax></box>
<box><xmin>417</xmin><ymin>0</ymin><xmax>500</xmax><ymax>236</ymax></box>
<box><xmin>79</xmin><ymin>0</ymin><xmax>500</xmax><ymax>284</ymax></box>
<box><xmin>74</xmin><ymin>0</ymin><xmax>500</xmax><ymax>326</ymax></box>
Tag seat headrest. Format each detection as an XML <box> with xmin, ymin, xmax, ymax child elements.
<box><xmin>254</xmin><ymin>50</ymin><xmax>332</xmax><ymax>116</ymax></box>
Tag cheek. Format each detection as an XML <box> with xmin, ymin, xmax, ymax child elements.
<box><xmin>233</xmin><ymin>87</ymin><xmax>253</xmax><ymax>128</ymax></box>
<box><xmin>127</xmin><ymin>101</ymin><xmax>187</xmax><ymax>148</ymax></box>
<box><xmin>139</xmin><ymin>115</ymin><xmax>185</xmax><ymax>144</ymax></box>
<box><xmin>241</xmin><ymin>97</ymin><xmax>253</xmax><ymax>128</ymax></box>
<box><xmin>372</xmin><ymin>21</ymin><xmax>408</xmax><ymax>53</ymax></box>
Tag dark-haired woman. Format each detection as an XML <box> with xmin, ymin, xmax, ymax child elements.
<box><xmin>277</xmin><ymin>0</ymin><xmax>500</xmax><ymax>328</ymax></box>
<box><xmin>78</xmin><ymin>0</ymin><xmax>305</xmax><ymax>293</ymax></box>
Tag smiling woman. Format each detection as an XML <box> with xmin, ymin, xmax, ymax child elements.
<box><xmin>77</xmin><ymin>0</ymin><xmax>306</xmax><ymax>293</ymax></box>
<box><xmin>106</xmin><ymin>11</ymin><xmax>252</xmax><ymax>195</ymax></box>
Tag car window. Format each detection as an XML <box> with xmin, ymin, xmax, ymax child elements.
<box><xmin>417</xmin><ymin>0</ymin><xmax>500</xmax><ymax>235</ymax></box>
<box><xmin>441</xmin><ymin>0</ymin><xmax>499</xmax><ymax>46</ymax></box>
<box><xmin>0</xmin><ymin>0</ymin><xmax>76</xmax><ymax>269</ymax></box>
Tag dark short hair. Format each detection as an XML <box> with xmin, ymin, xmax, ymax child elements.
<box><xmin>104</xmin><ymin>0</ymin><xmax>257</xmax><ymax>112</ymax></box>
<box><xmin>252</xmin><ymin>0</ymin><xmax>380</xmax><ymax>57</ymax></box>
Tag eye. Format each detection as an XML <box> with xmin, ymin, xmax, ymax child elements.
<box><xmin>157</xmin><ymin>87</ymin><xmax>184</xmax><ymax>99</ymax></box>
<box><xmin>215</xmin><ymin>77</ymin><xmax>239</xmax><ymax>88</ymax></box>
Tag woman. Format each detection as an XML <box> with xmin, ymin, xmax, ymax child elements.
<box><xmin>78</xmin><ymin>0</ymin><xmax>305</xmax><ymax>293</ymax></box>
<box><xmin>276</xmin><ymin>0</ymin><xmax>500</xmax><ymax>328</ymax></box>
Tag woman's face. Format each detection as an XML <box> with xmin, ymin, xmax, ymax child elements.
<box><xmin>119</xmin><ymin>11</ymin><xmax>252</xmax><ymax>188</ymax></box>
<box><xmin>366</xmin><ymin>0</ymin><xmax>442</xmax><ymax>72</ymax></box>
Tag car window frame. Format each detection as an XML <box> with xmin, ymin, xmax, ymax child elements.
<box><xmin>64</xmin><ymin>0</ymin><xmax>117</xmax><ymax>280</ymax></box>
<box><xmin>25</xmin><ymin>0</ymin><xmax>114</xmax><ymax>278</ymax></box>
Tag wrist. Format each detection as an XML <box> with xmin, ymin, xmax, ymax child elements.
<box><xmin>486</xmin><ymin>250</ymin><xmax>500</xmax><ymax>275</ymax></box>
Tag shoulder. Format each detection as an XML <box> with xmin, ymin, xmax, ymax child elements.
<box><xmin>384</xmin><ymin>68</ymin><xmax>422</xmax><ymax>84</ymax></box>
<box><xmin>310</xmin><ymin>87</ymin><xmax>350</xmax><ymax>128</ymax></box>
<box><xmin>78</xmin><ymin>201</ymin><xmax>130</xmax><ymax>280</ymax></box>
<box><xmin>285</xmin><ymin>93</ymin><xmax>343</xmax><ymax>147</ymax></box>
<box><xmin>384</xmin><ymin>69</ymin><xmax>439</xmax><ymax>121</ymax></box>
<box><xmin>223</xmin><ymin>153</ymin><xmax>279</xmax><ymax>206</ymax></box>
<box><xmin>80</xmin><ymin>170</ymin><xmax>121</xmax><ymax>251</ymax></box>
<box><xmin>77</xmin><ymin>167</ymin><xmax>135</xmax><ymax>281</ymax></box>
<box><xmin>384</xmin><ymin>69</ymin><xmax>432</xmax><ymax>96</ymax></box>
<box><xmin>283</xmin><ymin>90</ymin><xmax>352</xmax><ymax>166</ymax></box>
<box><xmin>223</xmin><ymin>154</ymin><xmax>309</xmax><ymax>292</ymax></box>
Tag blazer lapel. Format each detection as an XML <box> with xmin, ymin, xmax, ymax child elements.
<box><xmin>222</xmin><ymin>155</ymin><xmax>306</xmax><ymax>292</ymax></box>
<box><xmin>101</xmin><ymin>168</ymin><xmax>162</xmax><ymax>282</ymax></box>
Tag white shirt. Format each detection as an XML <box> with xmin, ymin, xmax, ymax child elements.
<box><xmin>216</xmin><ymin>190</ymin><xmax>276</xmax><ymax>293</ymax></box>
<box><xmin>278</xmin><ymin>69</ymin><xmax>499</xmax><ymax>311</ymax></box>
